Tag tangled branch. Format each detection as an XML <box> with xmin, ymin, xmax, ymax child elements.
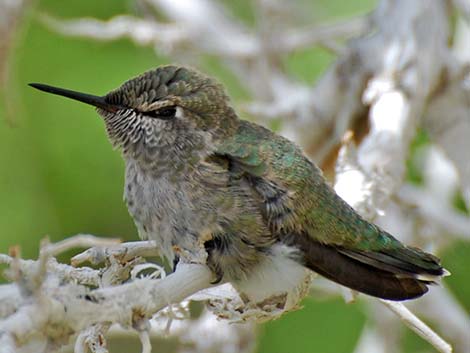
<box><xmin>0</xmin><ymin>233</ymin><xmax>454</xmax><ymax>353</ymax></box>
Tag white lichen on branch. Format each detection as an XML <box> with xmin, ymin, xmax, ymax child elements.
<box><xmin>0</xmin><ymin>234</ymin><xmax>454</xmax><ymax>353</ymax></box>
<box><xmin>0</xmin><ymin>235</ymin><xmax>311</xmax><ymax>353</ymax></box>
<box><xmin>0</xmin><ymin>236</ymin><xmax>213</xmax><ymax>353</ymax></box>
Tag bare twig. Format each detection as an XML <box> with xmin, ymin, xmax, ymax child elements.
<box><xmin>71</xmin><ymin>239</ymin><xmax>158</xmax><ymax>266</ymax></box>
<box><xmin>380</xmin><ymin>300</ymin><xmax>452</xmax><ymax>353</ymax></box>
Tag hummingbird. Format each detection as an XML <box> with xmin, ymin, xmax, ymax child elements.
<box><xmin>30</xmin><ymin>65</ymin><xmax>446</xmax><ymax>301</ymax></box>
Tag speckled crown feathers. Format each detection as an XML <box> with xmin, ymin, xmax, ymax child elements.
<box><xmin>104</xmin><ymin>65</ymin><xmax>229</xmax><ymax>115</ymax></box>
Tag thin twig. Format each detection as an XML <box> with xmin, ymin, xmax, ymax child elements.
<box><xmin>139</xmin><ymin>331</ymin><xmax>152</xmax><ymax>353</ymax></box>
<box><xmin>71</xmin><ymin>239</ymin><xmax>158</xmax><ymax>266</ymax></box>
<box><xmin>380</xmin><ymin>300</ymin><xmax>452</xmax><ymax>353</ymax></box>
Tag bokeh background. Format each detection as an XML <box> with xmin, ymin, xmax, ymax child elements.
<box><xmin>0</xmin><ymin>1</ymin><xmax>469</xmax><ymax>352</ymax></box>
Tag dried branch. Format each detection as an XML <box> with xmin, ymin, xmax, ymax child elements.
<box><xmin>0</xmin><ymin>234</ymin><xmax>454</xmax><ymax>353</ymax></box>
<box><xmin>0</xmin><ymin>235</ymin><xmax>301</xmax><ymax>353</ymax></box>
<box><xmin>0</xmin><ymin>0</ymin><xmax>32</xmax><ymax>124</ymax></box>
<box><xmin>279</xmin><ymin>16</ymin><xmax>370</xmax><ymax>52</ymax></box>
<box><xmin>71</xmin><ymin>239</ymin><xmax>159</xmax><ymax>266</ymax></box>
<box><xmin>380</xmin><ymin>300</ymin><xmax>452</xmax><ymax>353</ymax></box>
<box><xmin>411</xmin><ymin>286</ymin><xmax>470</xmax><ymax>353</ymax></box>
<box><xmin>0</xmin><ymin>250</ymin><xmax>212</xmax><ymax>352</ymax></box>
<box><xmin>398</xmin><ymin>184</ymin><xmax>470</xmax><ymax>242</ymax></box>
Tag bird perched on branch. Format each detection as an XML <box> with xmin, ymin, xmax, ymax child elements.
<box><xmin>30</xmin><ymin>65</ymin><xmax>447</xmax><ymax>301</ymax></box>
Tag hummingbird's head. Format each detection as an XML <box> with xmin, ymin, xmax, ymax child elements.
<box><xmin>29</xmin><ymin>65</ymin><xmax>239</xmax><ymax>163</ymax></box>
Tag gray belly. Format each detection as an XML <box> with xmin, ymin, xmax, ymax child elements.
<box><xmin>124</xmin><ymin>164</ymin><xmax>212</xmax><ymax>263</ymax></box>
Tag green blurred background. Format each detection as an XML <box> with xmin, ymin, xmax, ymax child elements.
<box><xmin>0</xmin><ymin>1</ymin><xmax>468</xmax><ymax>352</ymax></box>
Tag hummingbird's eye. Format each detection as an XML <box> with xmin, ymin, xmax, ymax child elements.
<box><xmin>146</xmin><ymin>106</ymin><xmax>176</xmax><ymax>120</ymax></box>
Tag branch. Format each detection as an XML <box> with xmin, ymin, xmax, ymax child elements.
<box><xmin>0</xmin><ymin>263</ymin><xmax>213</xmax><ymax>353</ymax></box>
<box><xmin>40</xmin><ymin>14</ymin><xmax>189</xmax><ymax>55</ymax></box>
<box><xmin>0</xmin><ymin>235</ymin><xmax>214</xmax><ymax>353</ymax></box>
<box><xmin>380</xmin><ymin>300</ymin><xmax>452</xmax><ymax>353</ymax></box>
<box><xmin>398</xmin><ymin>184</ymin><xmax>470</xmax><ymax>242</ymax></box>
<box><xmin>0</xmin><ymin>235</ymin><xmax>306</xmax><ymax>352</ymax></box>
<box><xmin>279</xmin><ymin>16</ymin><xmax>369</xmax><ymax>52</ymax></box>
<box><xmin>412</xmin><ymin>286</ymin><xmax>470</xmax><ymax>353</ymax></box>
<box><xmin>0</xmin><ymin>0</ymin><xmax>32</xmax><ymax>124</ymax></box>
<box><xmin>71</xmin><ymin>239</ymin><xmax>160</xmax><ymax>266</ymax></box>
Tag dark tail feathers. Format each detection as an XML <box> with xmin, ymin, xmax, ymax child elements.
<box><xmin>292</xmin><ymin>234</ymin><xmax>446</xmax><ymax>301</ymax></box>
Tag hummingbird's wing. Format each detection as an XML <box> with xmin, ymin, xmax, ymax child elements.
<box><xmin>215</xmin><ymin>120</ymin><xmax>445</xmax><ymax>300</ymax></box>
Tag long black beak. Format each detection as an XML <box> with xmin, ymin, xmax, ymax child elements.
<box><xmin>28</xmin><ymin>83</ymin><xmax>121</xmax><ymax>112</ymax></box>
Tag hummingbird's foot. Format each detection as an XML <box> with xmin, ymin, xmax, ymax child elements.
<box><xmin>172</xmin><ymin>255</ymin><xmax>180</xmax><ymax>273</ymax></box>
<box><xmin>210</xmin><ymin>274</ymin><xmax>223</xmax><ymax>285</ymax></box>
<box><xmin>210</xmin><ymin>267</ymin><xmax>224</xmax><ymax>284</ymax></box>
